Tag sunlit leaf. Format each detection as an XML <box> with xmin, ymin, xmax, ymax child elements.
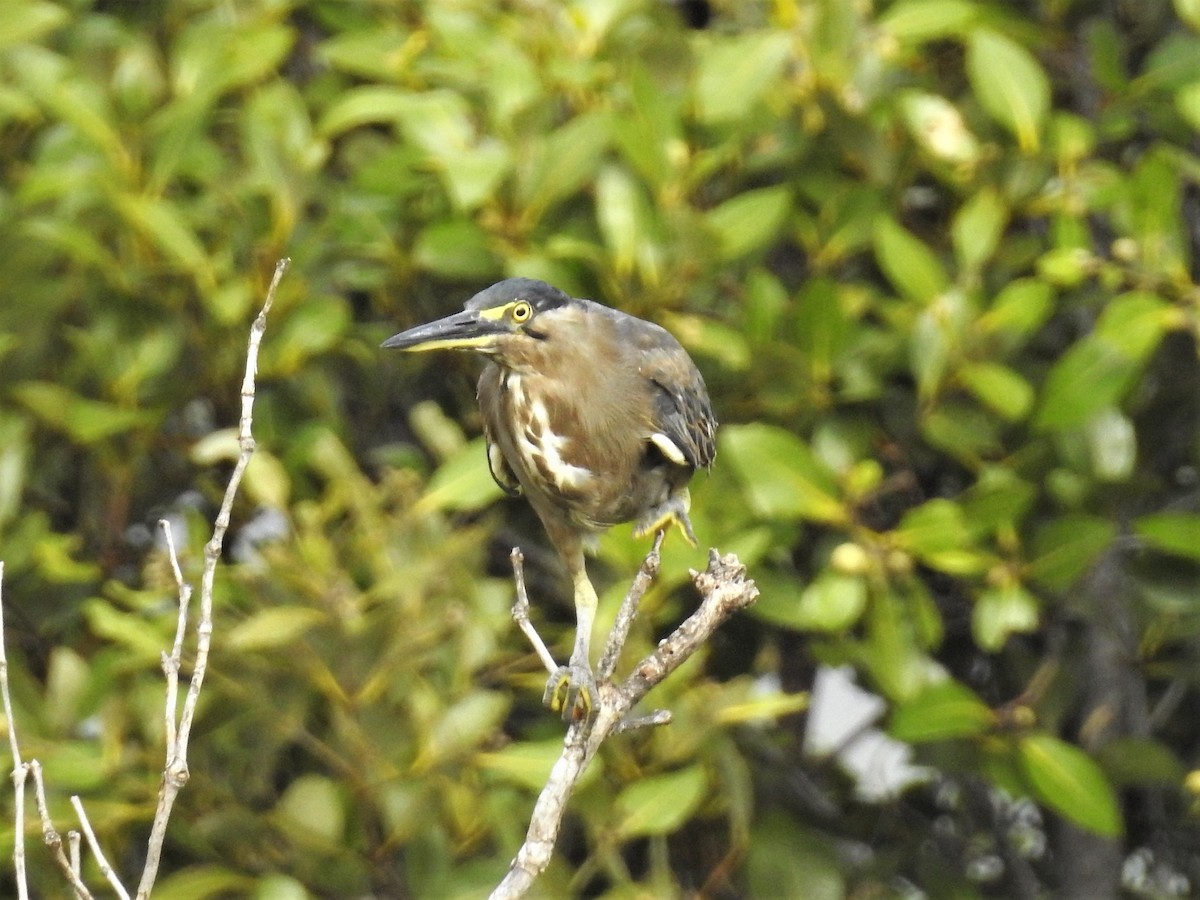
<box><xmin>153</xmin><ymin>866</ymin><xmax>255</xmax><ymax>900</ymax></box>
<box><xmin>1018</xmin><ymin>734</ymin><xmax>1123</xmax><ymax>837</ymax></box>
<box><xmin>705</xmin><ymin>186</ymin><xmax>792</xmax><ymax>260</ymax></box>
<box><xmin>416</xmin><ymin>437</ymin><xmax>507</xmax><ymax>514</ymax></box>
<box><xmin>275</xmin><ymin>774</ymin><xmax>345</xmax><ymax>843</ymax></box>
<box><xmin>873</xmin><ymin>217</ymin><xmax>949</xmax><ymax>303</ymax></box>
<box><xmin>12</xmin><ymin>382</ymin><xmax>153</xmax><ymax>445</ymax></box>
<box><xmin>694</xmin><ymin>31</ymin><xmax>791</xmax><ymax>124</ymax></box>
<box><xmin>1134</xmin><ymin>512</ymin><xmax>1200</xmax><ymax>561</ymax></box>
<box><xmin>614</xmin><ymin>766</ymin><xmax>708</xmax><ymax>838</ymax></box>
<box><xmin>890</xmin><ymin>680</ymin><xmax>994</xmax><ymax>742</ymax></box>
<box><xmin>973</xmin><ymin>583</ymin><xmax>1040</xmax><ymax>651</ymax></box>
<box><xmin>879</xmin><ymin>0</ymin><xmax>979</xmax><ymax>44</ymax></box>
<box><xmin>227</xmin><ymin>608</ymin><xmax>326</xmax><ymax>652</ymax></box>
<box><xmin>966</xmin><ymin>29</ymin><xmax>1050</xmax><ymax>151</ymax></box>
<box><xmin>959</xmin><ymin>361</ymin><xmax>1034</xmax><ymax>421</ymax></box>
<box><xmin>720</xmin><ymin>424</ymin><xmax>845</xmax><ymax>524</ymax></box>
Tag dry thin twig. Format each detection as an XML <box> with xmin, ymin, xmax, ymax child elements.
<box><xmin>490</xmin><ymin>548</ymin><xmax>758</xmax><ymax>899</ymax></box>
<box><xmin>0</xmin><ymin>259</ymin><xmax>285</xmax><ymax>899</ymax></box>
<box><xmin>70</xmin><ymin>797</ymin><xmax>128</xmax><ymax>900</ymax></box>
<box><xmin>0</xmin><ymin>562</ymin><xmax>29</xmax><ymax>900</ymax></box>
<box><xmin>28</xmin><ymin>761</ymin><xmax>92</xmax><ymax>899</ymax></box>
<box><xmin>135</xmin><ymin>257</ymin><xmax>287</xmax><ymax>899</ymax></box>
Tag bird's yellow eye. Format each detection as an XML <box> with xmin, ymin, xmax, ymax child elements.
<box><xmin>511</xmin><ymin>301</ymin><xmax>533</xmax><ymax>323</ymax></box>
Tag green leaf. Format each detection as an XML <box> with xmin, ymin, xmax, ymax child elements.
<box><xmin>153</xmin><ymin>866</ymin><xmax>254</xmax><ymax>900</ymax></box>
<box><xmin>1017</xmin><ymin>734</ymin><xmax>1123</xmax><ymax>837</ymax></box>
<box><xmin>413</xmin><ymin>219</ymin><xmax>500</xmax><ymax>279</ymax></box>
<box><xmin>317</xmin><ymin>86</ymin><xmax>420</xmax><ymax>136</ymax></box>
<box><xmin>873</xmin><ymin>217</ymin><xmax>949</xmax><ymax>303</ymax></box>
<box><xmin>517</xmin><ymin>110</ymin><xmax>611</xmax><ymax>219</ymax></box>
<box><xmin>899</xmin><ymin>91</ymin><xmax>982</xmax><ymax>166</ymax></box>
<box><xmin>890</xmin><ymin>680</ymin><xmax>994</xmax><ymax>742</ymax></box>
<box><xmin>0</xmin><ymin>1</ymin><xmax>68</xmax><ymax>51</ymax></box>
<box><xmin>1134</xmin><ymin>512</ymin><xmax>1200</xmax><ymax>561</ymax></box>
<box><xmin>1177</xmin><ymin>0</ymin><xmax>1200</xmax><ymax>32</ymax></box>
<box><xmin>895</xmin><ymin>499</ymin><xmax>974</xmax><ymax>565</ymax></box>
<box><xmin>1028</xmin><ymin>515</ymin><xmax>1116</xmax><ymax>591</ymax></box>
<box><xmin>720</xmin><ymin>424</ymin><xmax>845</xmax><ymax>524</ymax></box>
<box><xmin>796</xmin><ymin>572</ymin><xmax>868</xmax><ymax>632</ymax></box>
<box><xmin>275</xmin><ymin>774</ymin><xmax>345</xmax><ymax>843</ymax></box>
<box><xmin>437</xmin><ymin>138</ymin><xmax>512</xmax><ymax>211</ymax></box>
<box><xmin>960</xmin><ymin>467</ymin><xmax>1037</xmax><ymax>534</ymax></box>
<box><xmin>966</xmin><ymin>29</ymin><xmax>1050</xmax><ymax>151</ymax></box>
<box><xmin>979</xmin><ymin>278</ymin><xmax>1055</xmax><ymax>345</ymax></box>
<box><xmin>39</xmin><ymin>740</ymin><xmax>108</xmax><ymax>792</ymax></box>
<box><xmin>173</xmin><ymin>21</ymin><xmax>294</xmax><ymax>100</ymax></box>
<box><xmin>264</xmin><ymin>295</ymin><xmax>351</xmax><ymax>375</ymax></box>
<box><xmin>114</xmin><ymin>194</ymin><xmax>212</xmax><ymax>284</ymax></box>
<box><xmin>227</xmin><ymin>608</ymin><xmax>326</xmax><ymax>653</ymax></box>
<box><xmin>596</xmin><ymin>165</ymin><xmax>654</xmax><ymax>277</ymax></box>
<box><xmin>1096</xmin><ymin>737</ymin><xmax>1185</xmax><ymax>787</ymax></box>
<box><xmin>83</xmin><ymin>599</ymin><xmax>167</xmax><ymax>663</ymax></box>
<box><xmin>973</xmin><ymin>583</ymin><xmax>1040</xmax><ymax>651</ymax></box>
<box><xmin>416</xmin><ymin>691</ymin><xmax>510</xmax><ymax>769</ymax></box>
<box><xmin>13</xmin><ymin>382</ymin><xmax>153</xmax><ymax>445</ymax></box>
<box><xmin>477</xmin><ymin>739</ymin><xmax>590</xmax><ymax>792</ymax></box>
<box><xmin>959</xmin><ymin>361</ymin><xmax>1034</xmax><ymax>421</ymax></box>
<box><xmin>694</xmin><ymin>32</ymin><xmax>792</xmax><ymax>124</ymax></box>
<box><xmin>878</xmin><ymin>0</ymin><xmax>979</xmax><ymax>44</ymax></box>
<box><xmin>416</xmin><ymin>437</ymin><xmax>507</xmax><ymax>514</ymax></box>
<box><xmin>614</xmin><ymin>766</ymin><xmax>708</xmax><ymax>838</ymax></box>
<box><xmin>952</xmin><ymin>187</ymin><xmax>1008</xmax><ymax>271</ymax></box>
<box><xmin>705</xmin><ymin>186</ymin><xmax>792</xmax><ymax>261</ymax></box>
<box><xmin>1035</xmin><ymin>294</ymin><xmax>1170</xmax><ymax>431</ymax></box>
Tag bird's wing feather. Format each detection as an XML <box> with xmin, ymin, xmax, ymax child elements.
<box><xmin>619</xmin><ymin>318</ymin><xmax>717</xmax><ymax>469</ymax></box>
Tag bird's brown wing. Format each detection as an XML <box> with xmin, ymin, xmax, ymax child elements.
<box><xmin>629</xmin><ymin>328</ymin><xmax>717</xmax><ymax>470</ymax></box>
<box><xmin>477</xmin><ymin>365</ymin><xmax>522</xmax><ymax>496</ymax></box>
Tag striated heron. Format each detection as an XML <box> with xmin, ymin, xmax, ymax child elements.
<box><xmin>383</xmin><ymin>278</ymin><xmax>716</xmax><ymax>722</ymax></box>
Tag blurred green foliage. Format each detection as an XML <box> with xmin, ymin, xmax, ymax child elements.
<box><xmin>2</xmin><ymin>0</ymin><xmax>1200</xmax><ymax>896</ymax></box>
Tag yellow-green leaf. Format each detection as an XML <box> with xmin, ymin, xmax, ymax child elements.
<box><xmin>614</xmin><ymin>766</ymin><xmax>708</xmax><ymax>838</ymax></box>
<box><xmin>966</xmin><ymin>29</ymin><xmax>1050</xmax><ymax>151</ymax></box>
<box><xmin>1018</xmin><ymin>734</ymin><xmax>1123</xmax><ymax>837</ymax></box>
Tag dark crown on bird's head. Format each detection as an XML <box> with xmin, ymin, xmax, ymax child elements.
<box><xmin>465</xmin><ymin>278</ymin><xmax>571</xmax><ymax>314</ymax></box>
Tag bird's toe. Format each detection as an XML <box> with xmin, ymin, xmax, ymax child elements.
<box><xmin>544</xmin><ymin>663</ymin><xmax>597</xmax><ymax>725</ymax></box>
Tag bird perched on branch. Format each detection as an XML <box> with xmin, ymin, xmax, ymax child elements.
<box><xmin>383</xmin><ymin>278</ymin><xmax>716</xmax><ymax>723</ymax></box>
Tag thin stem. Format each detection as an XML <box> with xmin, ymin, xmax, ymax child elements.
<box><xmin>71</xmin><ymin>797</ymin><xmax>129</xmax><ymax>900</ymax></box>
<box><xmin>510</xmin><ymin>548</ymin><xmax>560</xmax><ymax>676</ymax></box>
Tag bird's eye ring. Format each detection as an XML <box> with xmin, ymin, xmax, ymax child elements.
<box><xmin>511</xmin><ymin>301</ymin><xmax>533</xmax><ymax>323</ymax></box>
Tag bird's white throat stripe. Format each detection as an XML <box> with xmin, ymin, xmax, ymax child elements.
<box><xmin>506</xmin><ymin>374</ymin><xmax>593</xmax><ymax>491</ymax></box>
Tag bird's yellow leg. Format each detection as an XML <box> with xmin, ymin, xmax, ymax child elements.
<box><xmin>544</xmin><ymin>567</ymin><xmax>599</xmax><ymax>724</ymax></box>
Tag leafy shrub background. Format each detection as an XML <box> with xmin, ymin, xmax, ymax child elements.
<box><xmin>2</xmin><ymin>0</ymin><xmax>1200</xmax><ymax>896</ymax></box>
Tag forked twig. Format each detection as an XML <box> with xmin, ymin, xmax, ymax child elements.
<box><xmin>492</xmin><ymin>549</ymin><xmax>758</xmax><ymax>899</ymax></box>
<box><xmin>0</xmin><ymin>259</ymin><xmax>286</xmax><ymax>899</ymax></box>
<box><xmin>136</xmin><ymin>257</ymin><xmax>287</xmax><ymax>900</ymax></box>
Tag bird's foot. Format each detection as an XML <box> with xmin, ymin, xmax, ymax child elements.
<box><xmin>544</xmin><ymin>663</ymin><xmax>597</xmax><ymax>725</ymax></box>
<box><xmin>633</xmin><ymin>493</ymin><xmax>697</xmax><ymax>546</ymax></box>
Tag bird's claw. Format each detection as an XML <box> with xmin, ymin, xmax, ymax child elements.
<box><xmin>544</xmin><ymin>664</ymin><xmax>597</xmax><ymax>725</ymax></box>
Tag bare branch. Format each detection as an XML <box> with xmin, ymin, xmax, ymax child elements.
<box><xmin>597</xmin><ymin>531</ymin><xmax>663</xmax><ymax>683</ymax></box>
<box><xmin>510</xmin><ymin>549</ymin><xmax>559</xmax><ymax>676</ymax></box>
<box><xmin>0</xmin><ymin>563</ymin><xmax>30</xmax><ymax>900</ymax></box>
<box><xmin>71</xmin><ymin>797</ymin><xmax>129</xmax><ymax>900</ymax></box>
<box><xmin>490</xmin><ymin>549</ymin><xmax>758</xmax><ymax>899</ymax></box>
<box><xmin>135</xmin><ymin>257</ymin><xmax>287</xmax><ymax>899</ymax></box>
<box><xmin>159</xmin><ymin>517</ymin><xmax>192</xmax><ymax>757</ymax></box>
<box><xmin>28</xmin><ymin>761</ymin><xmax>93</xmax><ymax>899</ymax></box>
